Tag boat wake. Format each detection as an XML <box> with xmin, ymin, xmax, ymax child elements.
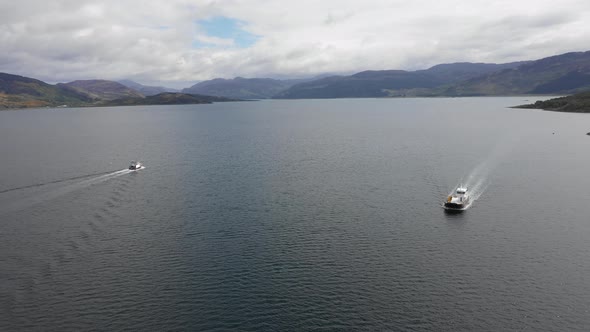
<box><xmin>67</xmin><ymin>169</ymin><xmax>133</xmax><ymax>188</ymax></box>
<box><xmin>462</xmin><ymin>169</ymin><xmax>489</xmax><ymax>203</ymax></box>
<box><xmin>0</xmin><ymin>168</ymin><xmax>141</xmax><ymax>214</ymax></box>
<box><xmin>444</xmin><ymin>137</ymin><xmax>516</xmax><ymax>211</ymax></box>
<box><xmin>444</xmin><ymin>158</ymin><xmax>494</xmax><ymax>211</ymax></box>
<box><xmin>0</xmin><ymin>170</ymin><xmax>119</xmax><ymax>194</ymax></box>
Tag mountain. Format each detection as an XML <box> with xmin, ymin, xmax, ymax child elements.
<box><xmin>442</xmin><ymin>51</ymin><xmax>590</xmax><ymax>96</ymax></box>
<box><xmin>514</xmin><ymin>91</ymin><xmax>590</xmax><ymax>112</ymax></box>
<box><xmin>420</xmin><ymin>62</ymin><xmax>530</xmax><ymax>83</ymax></box>
<box><xmin>0</xmin><ymin>73</ymin><xmax>92</xmax><ymax>108</ymax></box>
<box><xmin>274</xmin><ymin>71</ymin><xmax>438</xmax><ymax>98</ymax></box>
<box><xmin>274</xmin><ymin>62</ymin><xmax>524</xmax><ymax>99</ymax></box>
<box><xmin>102</xmin><ymin>92</ymin><xmax>237</xmax><ymax>106</ymax></box>
<box><xmin>118</xmin><ymin>80</ymin><xmax>179</xmax><ymax>96</ymax></box>
<box><xmin>4</xmin><ymin>50</ymin><xmax>590</xmax><ymax>107</ymax></box>
<box><xmin>0</xmin><ymin>73</ymin><xmax>240</xmax><ymax>109</ymax></box>
<box><xmin>182</xmin><ymin>77</ymin><xmax>299</xmax><ymax>99</ymax></box>
<box><xmin>58</xmin><ymin>80</ymin><xmax>144</xmax><ymax>100</ymax></box>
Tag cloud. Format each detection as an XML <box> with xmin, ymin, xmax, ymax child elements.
<box><xmin>0</xmin><ymin>0</ymin><xmax>589</xmax><ymax>85</ymax></box>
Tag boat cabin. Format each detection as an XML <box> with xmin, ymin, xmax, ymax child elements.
<box><xmin>456</xmin><ymin>187</ymin><xmax>467</xmax><ymax>195</ymax></box>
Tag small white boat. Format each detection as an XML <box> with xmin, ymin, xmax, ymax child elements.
<box><xmin>129</xmin><ymin>161</ymin><xmax>143</xmax><ymax>170</ymax></box>
<box><xmin>444</xmin><ymin>186</ymin><xmax>470</xmax><ymax>210</ymax></box>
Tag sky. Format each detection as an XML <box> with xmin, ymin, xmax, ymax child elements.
<box><xmin>1</xmin><ymin>0</ymin><xmax>589</xmax><ymax>87</ymax></box>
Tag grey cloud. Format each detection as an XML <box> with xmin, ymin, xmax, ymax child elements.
<box><xmin>0</xmin><ymin>0</ymin><xmax>589</xmax><ymax>84</ymax></box>
<box><xmin>484</xmin><ymin>12</ymin><xmax>576</xmax><ymax>32</ymax></box>
<box><xmin>324</xmin><ymin>12</ymin><xmax>355</xmax><ymax>25</ymax></box>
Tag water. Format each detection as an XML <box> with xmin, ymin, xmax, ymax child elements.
<box><xmin>1</xmin><ymin>98</ymin><xmax>589</xmax><ymax>331</ymax></box>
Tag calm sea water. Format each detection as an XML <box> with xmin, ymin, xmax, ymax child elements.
<box><xmin>1</xmin><ymin>98</ymin><xmax>589</xmax><ymax>331</ymax></box>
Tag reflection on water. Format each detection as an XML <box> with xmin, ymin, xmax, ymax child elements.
<box><xmin>1</xmin><ymin>98</ymin><xmax>590</xmax><ymax>331</ymax></box>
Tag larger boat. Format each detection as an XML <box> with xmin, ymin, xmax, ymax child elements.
<box><xmin>444</xmin><ymin>186</ymin><xmax>470</xmax><ymax>210</ymax></box>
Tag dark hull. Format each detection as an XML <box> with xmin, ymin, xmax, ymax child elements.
<box><xmin>443</xmin><ymin>202</ymin><xmax>468</xmax><ymax>210</ymax></box>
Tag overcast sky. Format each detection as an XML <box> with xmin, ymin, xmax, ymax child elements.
<box><xmin>1</xmin><ymin>0</ymin><xmax>589</xmax><ymax>87</ymax></box>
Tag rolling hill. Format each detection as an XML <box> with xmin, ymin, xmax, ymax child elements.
<box><xmin>441</xmin><ymin>51</ymin><xmax>590</xmax><ymax>96</ymax></box>
<box><xmin>0</xmin><ymin>74</ymin><xmax>239</xmax><ymax>109</ymax></box>
<box><xmin>102</xmin><ymin>92</ymin><xmax>237</xmax><ymax>106</ymax></box>
<box><xmin>0</xmin><ymin>73</ymin><xmax>92</xmax><ymax>108</ymax></box>
<box><xmin>275</xmin><ymin>52</ymin><xmax>590</xmax><ymax>98</ymax></box>
<box><xmin>274</xmin><ymin>71</ymin><xmax>440</xmax><ymax>98</ymax></box>
<box><xmin>514</xmin><ymin>91</ymin><xmax>590</xmax><ymax>112</ymax></box>
<box><xmin>274</xmin><ymin>62</ymin><xmax>525</xmax><ymax>99</ymax></box>
<box><xmin>58</xmin><ymin>80</ymin><xmax>144</xmax><ymax>100</ymax></box>
<box><xmin>118</xmin><ymin>80</ymin><xmax>179</xmax><ymax>96</ymax></box>
<box><xmin>182</xmin><ymin>77</ymin><xmax>301</xmax><ymax>99</ymax></box>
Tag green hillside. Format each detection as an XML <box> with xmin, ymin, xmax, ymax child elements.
<box><xmin>514</xmin><ymin>91</ymin><xmax>590</xmax><ymax>112</ymax></box>
<box><xmin>183</xmin><ymin>77</ymin><xmax>297</xmax><ymax>99</ymax></box>
<box><xmin>58</xmin><ymin>80</ymin><xmax>144</xmax><ymax>100</ymax></box>
<box><xmin>0</xmin><ymin>73</ymin><xmax>92</xmax><ymax>109</ymax></box>
<box><xmin>275</xmin><ymin>62</ymin><xmax>524</xmax><ymax>99</ymax></box>
<box><xmin>0</xmin><ymin>74</ymin><xmax>236</xmax><ymax>109</ymax></box>
<box><xmin>102</xmin><ymin>92</ymin><xmax>237</xmax><ymax>106</ymax></box>
<box><xmin>442</xmin><ymin>51</ymin><xmax>590</xmax><ymax>96</ymax></box>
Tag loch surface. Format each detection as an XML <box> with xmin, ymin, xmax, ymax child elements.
<box><xmin>1</xmin><ymin>98</ymin><xmax>589</xmax><ymax>331</ymax></box>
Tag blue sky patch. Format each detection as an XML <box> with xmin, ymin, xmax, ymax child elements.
<box><xmin>195</xmin><ymin>16</ymin><xmax>259</xmax><ymax>48</ymax></box>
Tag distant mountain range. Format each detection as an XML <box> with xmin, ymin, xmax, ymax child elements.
<box><xmin>274</xmin><ymin>62</ymin><xmax>529</xmax><ymax>98</ymax></box>
<box><xmin>0</xmin><ymin>75</ymin><xmax>237</xmax><ymax>109</ymax></box>
<box><xmin>182</xmin><ymin>77</ymin><xmax>309</xmax><ymax>99</ymax></box>
<box><xmin>118</xmin><ymin>80</ymin><xmax>179</xmax><ymax>96</ymax></box>
<box><xmin>275</xmin><ymin>52</ymin><xmax>590</xmax><ymax>98</ymax></box>
<box><xmin>2</xmin><ymin>50</ymin><xmax>590</xmax><ymax>109</ymax></box>
<box><xmin>440</xmin><ymin>51</ymin><xmax>590</xmax><ymax>96</ymax></box>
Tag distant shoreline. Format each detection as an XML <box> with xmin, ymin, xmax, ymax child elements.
<box><xmin>1</xmin><ymin>95</ymin><xmax>568</xmax><ymax>112</ymax></box>
<box><xmin>512</xmin><ymin>92</ymin><xmax>590</xmax><ymax>113</ymax></box>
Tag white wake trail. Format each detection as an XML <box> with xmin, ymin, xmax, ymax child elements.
<box><xmin>463</xmin><ymin>163</ymin><xmax>491</xmax><ymax>202</ymax></box>
<box><xmin>41</xmin><ymin>168</ymin><xmax>134</xmax><ymax>199</ymax></box>
<box><xmin>447</xmin><ymin>143</ymin><xmax>509</xmax><ymax>209</ymax></box>
<box><xmin>0</xmin><ymin>169</ymin><xmax>134</xmax><ymax>215</ymax></box>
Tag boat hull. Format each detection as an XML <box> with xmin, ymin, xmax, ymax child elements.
<box><xmin>443</xmin><ymin>202</ymin><xmax>469</xmax><ymax>210</ymax></box>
